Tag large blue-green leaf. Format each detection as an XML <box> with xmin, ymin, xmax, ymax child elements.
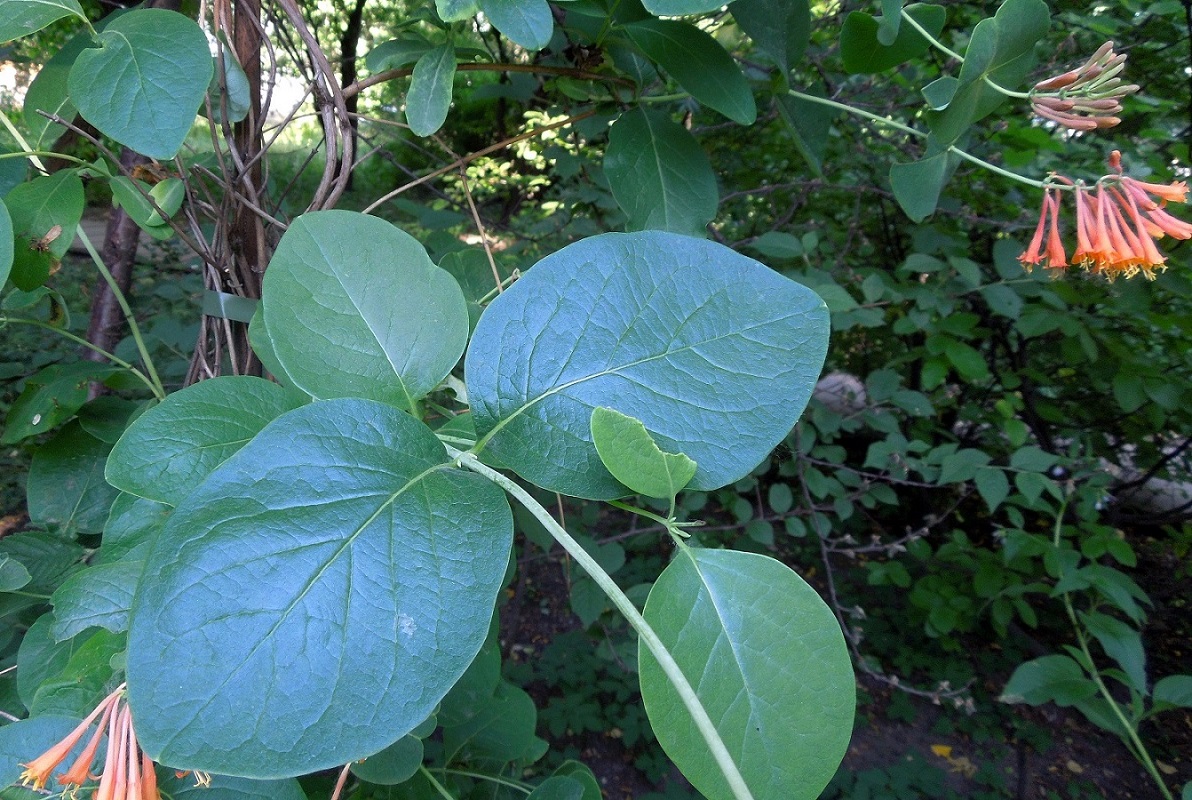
<box><xmin>639</xmin><ymin>548</ymin><xmax>854</xmax><ymax>800</ymax></box>
<box><xmin>604</xmin><ymin>108</ymin><xmax>717</xmax><ymax>237</ymax></box>
<box><xmin>642</xmin><ymin>0</ymin><xmax>728</xmax><ymax>15</ymax></box>
<box><xmin>406</xmin><ymin>43</ymin><xmax>456</xmax><ymax>137</ymax></box>
<box><xmin>477</xmin><ymin>0</ymin><xmax>553</xmax><ymax>51</ymax></box>
<box><xmin>624</xmin><ymin>19</ymin><xmax>756</xmax><ymax>125</ymax></box>
<box><xmin>125</xmin><ymin>398</ymin><xmax>513</xmax><ymax>777</ymax></box>
<box><xmin>68</xmin><ymin>9</ymin><xmax>213</xmax><ymax>160</ymax></box>
<box><xmin>4</xmin><ymin>170</ymin><xmax>84</xmax><ymax>291</ymax></box>
<box><xmin>0</xmin><ymin>0</ymin><xmax>85</xmax><ymax>41</ymax></box>
<box><xmin>27</xmin><ymin>421</ymin><xmax>118</xmax><ymax>536</ymax></box>
<box><xmin>106</xmin><ymin>376</ymin><xmax>308</xmax><ymax>506</ymax></box>
<box><xmin>260</xmin><ymin>211</ymin><xmax>468</xmax><ymax>415</ymax></box>
<box><xmin>466</xmin><ymin>231</ymin><xmax>829</xmax><ymax>500</ymax></box>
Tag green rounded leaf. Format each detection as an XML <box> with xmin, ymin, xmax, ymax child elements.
<box><xmin>0</xmin><ymin>0</ymin><xmax>85</xmax><ymax>41</ymax></box>
<box><xmin>889</xmin><ymin>150</ymin><xmax>954</xmax><ymax>223</ymax></box>
<box><xmin>4</xmin><ymin>170</ymin><xmax>85</xmax><ymax>291</ymax></box>
<box><xmin>839</xmin><ymin>4</ymin><xmax>946</xmax><ymax>74</ymax></box>
<box><xmin>159</xmin><ymin>772</ymin><xmax>309</xmax><ymax>800</ymax></box>
<box><xmin>126</xmin><ymin>398</ymin><xmax>514</xmax><ymax>777</ymax></box>
<box><xmin>604</xmin><ymin>108</ymin><xmax>717</xmax><ymax>237</ymax></box>
<box><xmin>0</xmin><ymin>198</ymin><xmax>11</xmax><ymax>287</ymax></box>
<box><xmin>1001</xmin><ymin>655</ymin><xmax>1097</xmax><ymax>707</ymax></box>
<box><xmin>68</xmin><ymin>9</ymin><xmax>213</xmax><ymax>160</ymax></box>
<box><xmin>0</xmin><ymin>715</ymin><xmax>83</xmax><ymax>789</ymax></box>
<box><xmin>477</xmin><ymin>0</ymin><xmax>554</xmax><ymax>51</ymax></box>
<box><xmin>466</xmin><ymin>231</ymin><xmax>829</xmax><ymax>500</ymax></box>
<box><xmin>24</xmin><ymin>30</ymin><xmax>89</xmax><ymax>149</ymax></box>
<box><xmin>349</xmin><ymin>735</ymin><xmax>424</xmax><ymax>785</ymax></box>
<box><xmin>639</xmin><ymin>548</ymin><xmax>854</xmax><ymax>800</ymax></box>
<box><xmin>106</xmin><ymin>376</ymin><xmax>308</xmax><ymax>506</ymax></box>
<box><xmin>261</xmin><ymin>211</ymin><xmax>469</xmax><ymax>414</ymax></box>
<box><xmin>625</xmin><ymin>19</ymin><xmax>756</xmax><ymax>125</ymax></box>
<box><xmin>1</xmin><ymin>362</ymin><xmax>122</xmax><ymax>444</ymax></box>
<box><xmin>591</xmin><ymin>407</ymin><xmax>696</xmax><ymax>499</ymax></box>
<box><xmin>50</xmin><ymin>559</ymin><xmax>143</xmax><ymax>640</ymax></box>
<box><xmin>406</xmin><ymin>43</ymin><xmax>456</xmax><ymax>137</ymax></box>
<box><xmin>731</xmin><ymin>0</ymin><xmax>810</xmax><ymax>76</ymax></box>
<box><xmin>27</xmin><ymin>421</ymin><xmax>118</xmax><ymax>535</ymax></box>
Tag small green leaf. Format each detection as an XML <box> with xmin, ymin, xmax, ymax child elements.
<box><xmin>0</xmin><ymin>198</ymin><xmax>11</xmax><ymax>287</ymax></box>
<box><xmin>840</xmin><ymin>4</ymin><xmax>946</xmax><ymax>74</ymax></box>
<box><xmin>146</xmin><ymin>178</ymin><xmax>185</xmax><ymax>225</ymax></box>
<box><xmin>366</xmin><ymin>34</ymin><xmax>435</xmax><ymax>70</ymax></box>
<box><xmin>877</xmin><ymin>0</ymin><xmax>902</xmax><ymax>45</ymax></box>
<box><xmin>349</xmin><ymin>735</ymin><xmax>424</xmax><ymax>785</ymax></box>
<box><xmin>1079</xmin><ymin>611</ymin><xmax>1146</xmax><ymax>695</ymax></box>
<box><xmin>1153</xmin><ymin>675</ymin><xmax>1192</xmax><ymax>710</ymax></box>
<box><xmin>50</xmin><ymin>559</ymin><xmax>143</xmax><ymax>640</ymax></box>
<box><xmin>890</xmin><ymin>150</ymin><xmax>952</xmax><ymax>222</ymax></box>
<box><xmin>640</xmin><ymin>548</ymin><xmax>853</xmax><ymax>800</ymax></box>
<box><xmin>0</xmin><ymin>362</ymin><xmax>122</xmax><ymax>443</ymax></box>
<box><xmin>1001</xmin><ymin>655</ymin><xmax>1097</xmax><ymax>706</ymax></box>
<box><xmin>158</xmin><ymin>772</ymin><xmax>310</xmax><ymax>800</ymax></box>
<box><xmin>106</xmin><ymin>376</ymin><xmax>308</xmax><ymax>506</ymax></box>
<box><xmin>210</xmin><ymin>32</ymin><xmax>251</xmax><ymax>124</ymax></box>
<box><xmin>975</xmin><ymin>466</ymin><xmax>1009</xmax><ymax>511</ymax></box>
<box><xmin>549</xmin><ymin>761</ymin><xmax>602</xmax><ymax>800</ymax></box>
<box><xmin>591</xmin><ymin>407</ymin><xmax>697</xmax><ymax>499</ymax></box>
<box><xmin>604</xmin><ymin>108</ymin><xmax>717</xmax><ymax>237</ymax></box>
<box><xmin>731</xmin><ymin>0</ymin><xmax>810</xmax><ymax>75</ymax></box>
<box><xmin>30</xmin><ymin>629</ymin><xmax>123</xmax><ymax>717</ymax></box>
<box><xmin>625</xmin><ymin>19</ymin><xmax>756</xmax><ymax>125</ymax></box>
<box><xmin>4</xmin><ymin>170</ymin><xmax>85</xmax><ymax>291</ymax></box>
<box><xmin>775</xmin><ymin>85</ymin><xmax>835</xmax><ymax>176</ymax></box>
<box><xmin>69</xmin><ymin>9</ymin><xmax>213</xmax><ymax>160</ymax></box>
<box><xmin>477</xmin><ymin>0</ymin><xmax>553</xmax><ymax>50</ymax></box>
<box><xmin>0</xmin><ymin>0</ymin><xmax>86</xmax><ymax>41</ymax></box>
<box><xmin>406</xmin><ymin>43</ymin><xmax>456</xmax><ymax>137</ymax></box>
<box><xmin>921</xmin><ymin>76</ymin><xmax>958</xmax><ymax>110</ymax></box>
<box><xmin>745</xmin><ymin>231</ymin><xmax>804</xmax><ymax>260</ymax></box>
<box><xmin>436</xmin><ymin>0</ymin><xmax>478</xmax><ymax>22</ymax></box>
<box><xmin>0</xmin><ymin>715</ymin><xmax>84</xmax><ymax>788</ymax></box>
<box><xmin>27</xmin><ymin>421</ymin><xmax>119</xmax><ymax>536</ymax></box>
<box><xmin>0</xmin><ymin>555</ymin><xmax>31</xmax><ymax>592</ymax></box>
<box><xmin>527</xmin><ymin>776</ymin><xmax>585</xmax><ymax>800</ymax></box>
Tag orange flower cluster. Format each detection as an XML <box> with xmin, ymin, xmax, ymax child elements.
<box><xmin>1030</xmin><ymin>42</ymin><xmax>1138</xmax><ymax>132</ymax></box>
<box><xmin>18</xmin><ymin>684</ymin><xmax>160</xmax><ymax>800</ymax></box>
<box><xmin>1020</xmin><ymin>153</ymin><xmax>1192</xmax><ymax>280</ymax></box>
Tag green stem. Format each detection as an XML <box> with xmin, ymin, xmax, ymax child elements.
<box><xmin>0</xmin><ymin>151</ymin><xmax>87</xmax><ymax>166</ymax></box>
<box><xmin>0</xmin><ymin>317</ymin><xmax>160</xmax><ymax>397</ymax></box>
<box><xmin>607</xmin><ymin>499</ymin><xmax>673</xmax><ymax>528</ymax></box>
<box><xmin>1051</xmin><ymin>503</ymin><xmax>1174</xmax><ymax>800</ymax></box>
<box><xmin>898</xmin><ymin>8</ymin><xmax>1031</xmax><ymax>99</ymax></box>
<box><xmin>786</xmin><ymin>89</ymin><xmax>1049</xmax><ymax>190</ymax></box>
<box><xmin>453</xmin><ymin>450</ymin><xmax>757</xmax><ymax>800</ymax></box>
<box><xmin>419</xmin><ymin>766</ymin><xmax>458</xmax><ymax>800</ymax></box>
<box><xmin>0</xmin><ymin>115</ymin><xmax>165</xmax><ymax>398</ymax></box>
<box><xmin>440</xmin><ymin>769</ymin><xmax>531</xmax><ymax>794</ymax></box>
<box><xmin>73</xmin><ymin>227</ymin><xmax>167</xmax><ymax>400</ymax></box>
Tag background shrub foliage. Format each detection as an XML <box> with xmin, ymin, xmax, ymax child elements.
<box><xmin>1</xmin><ymin>0</ymin><xmax>1191</xmax><ymax>797</ymax></box>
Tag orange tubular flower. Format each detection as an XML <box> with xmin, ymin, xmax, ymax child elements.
<box><xmin>18</xmin><ymin>687</ymin><xmax>122</xmax><ymax>789</ymax></box>
<box><xmin>1043</xmin><ymin>191</ymin><xmax>1068</xmax><ymax>269</ymax></box>
<box><xmin>18</xmin><ymin>684</ymin><xmax>162</xmax><ymax>800</ymax></box>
